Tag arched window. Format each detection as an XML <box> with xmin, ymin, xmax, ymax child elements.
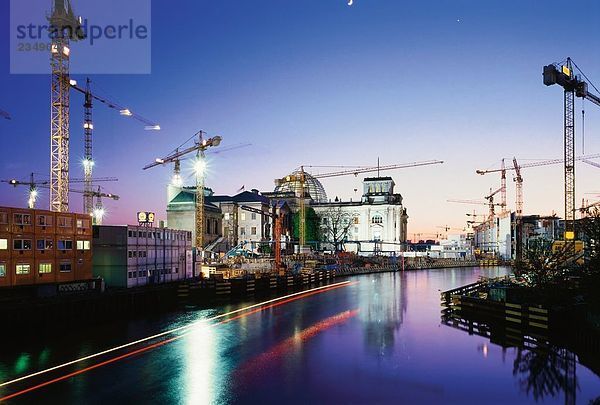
<box><xmin>372</xmin><ymin>215</ymin><xmax>383</xmax><ymax>224</ymax></box>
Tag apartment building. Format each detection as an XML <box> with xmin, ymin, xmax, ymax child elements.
<box><xmin>0</xmin><ymin>206</ymin><xmax>93</xmax><ymax>288</ymax></box>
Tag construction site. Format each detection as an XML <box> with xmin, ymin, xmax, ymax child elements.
<box><xmin>1</xmin><ymin>1</ymin><xmax>600</xmax><ymax>289</ymax></box>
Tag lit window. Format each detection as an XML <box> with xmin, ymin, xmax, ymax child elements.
<box><xmin>59</xmin><ymin>262</ymin><xmax>72</xmax><ymax>273</ymax></box>
<box><xmin>353</xmin><ymin>217</ymin><xmax>360</xmax><ymax>225</ymax></box>
<box><xmin>241</xmin><ymin>213</ymin><xmax>246</xmax><ymax>221</ymax></box>
<box><xmin>13</xmin><ymin>239</ymin><xmax>32</xmax><ymax>250</ymax></box>
<box><xmin>16</xmin><ymin>264</ymin><xmax>31</xmax><ymax>275</ymax></box>
<box><xmin>0</xmin><ymin>239</ymin><xmax>7</xmax><ymax>250</ymax></box>
<box><xmin>76</xmin><ymin>240</ymin><xmax>90</xmax><ymax>250</ymax></box>
<box><xmin>0</xmin><ymin>264</ymin><xmax>5</xmax><ymax>277</ymax></box>
<box><xmin>39</xmin><ymin>263</ymin><xmax>52</xmax><ymax>274</ymax></box>
<box><xmin>224</xmin><ymin>213</ymin><xmax>230</xmax><ymax>220</ymax></box>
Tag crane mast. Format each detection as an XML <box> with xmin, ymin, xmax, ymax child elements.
<box><xmin>83</xmin><ymin>78</ymin><xmax>94</xmax><ymax>215</ymax></box>
<box><xmin>48</xmin><ymin>0</ymin><xmax>84</xmax><ymax>213</ymax></box>
<box><xmin>544</xmin><ymin>57</ymin><xmax>600</xmax><ymax>240</ymax></box>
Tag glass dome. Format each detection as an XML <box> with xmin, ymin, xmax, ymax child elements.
<box><xmin>274</xmin><ymin>170</ymin><xmax>328</xmax><ymax>203</ymax></box>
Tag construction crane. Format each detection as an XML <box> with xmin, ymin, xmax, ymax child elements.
<box><xmin>69</xmin><ymin>78</ymin><xmax>160</xmax><ymax>216</ymax></box>
<box><xmin>240</xmin><ymin>205</ymin><xmax>285</xmax><ymax>274</ymax></box>
<box><xmin>543</xmin><ymin>58</ymin><xmax>600</xmax><ymax>240</ymax></box>
<box><xmin>1</xmin><ymin>173</ymin><xmax>48</xmax><ymax>209</ymax></box>
<box><xmin>1</xmin><ymin>173</ymin><xmax>117</xmax><ymax>209</ymax></box>
<box><xmin>143</xmin><ymin>131</ymin><xmax>222</xmax><ymax>253</ymax></box>
<box><xmin>447</xmin><ymin>199</ymin><xmax>503</xmax><ymax>223</ymax></box>
<box><xmin>476</xmin><ymin>153</ymin><xmax>600</xmax><ymax>176</ymax></box>
<box><xmin>0</xmin><ymin>109</ymin><xmax>11</xmax><ymax>120</ymax></box>
<box><xmin>276</xmin><ymin>160</ymin><xmax>444</xmax><ymax>251</ymax></box>
<box><xmin>48</xmin><ymin>0</ymin><xmax>85</xmax><ymax>213</ymax></box>
<box><xmin>513</xmin><ymin>158</ymin><xmax>524</xmax><ymax>261</ymax></box>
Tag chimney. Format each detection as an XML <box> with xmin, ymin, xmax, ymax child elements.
<box><xmin>251</xmin><ymin>189</ymin><xmax>259</xmax><ymax>194</ymax></box>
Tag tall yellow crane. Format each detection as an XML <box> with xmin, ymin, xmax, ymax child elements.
<box><xmin>276</xmin><ymin>160</ymin><xmax>444</xmax><ymax>251</ymax></box>
<box><xmin>143</xmin><ymin>131</ymin><xmax>222</xmax><ymax>254</ymax></box>
<box><xmin>48</xmin><ymin>0</ymin><xmax>85</xmax><ymax>213</ymax></box>
<box><xmin>543</xmin><ymin>58</ymin><xmax>600</xmax><ymax>240</ymax></box>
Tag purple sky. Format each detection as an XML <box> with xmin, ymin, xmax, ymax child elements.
<box><xmin>1</xmin><ymin>0</ymin><xmax>600</xmax><ymax>236</ymax></box>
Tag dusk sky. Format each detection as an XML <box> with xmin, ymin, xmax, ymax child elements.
<box><xmin>1</xmin><ymin>0</ymin><xmax>600</xmax><ymax>237</ymax></box>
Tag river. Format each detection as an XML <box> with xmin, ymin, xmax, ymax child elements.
<box><xmin>1</xmin><ymin>266</ymin><xmax>599</xmax><ymax>404</ymax></box>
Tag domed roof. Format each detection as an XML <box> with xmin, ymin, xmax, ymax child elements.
<box><xmin>274</xmin><ymin>170</ymin><xmax>328</xmax><ymax>203</ymax></box>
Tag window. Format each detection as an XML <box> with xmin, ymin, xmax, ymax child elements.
<box><xmin>224</xmin><ymin>213</ymin><xmax>230</xmax><ymax>220</ymax></box>
<box><xmin>372</xmin><ymin>215</ymin><xmax>383</xmax><ymax>224</ymax></box>
<box><xmin>128</xmin><ymin>251</ymin><xmax>133</xmax><ymax>258</ymax></box>
<box><xmin>251</xmin><ymin>213</ymin><xmax>257</xmax><ymax>220</ymax></box>
<box><xmin>14</xmin><ymin>214</ymin><xmax>32</xmax><ymax>225</ymax></box>
<box><xmin>76</xmin><ymin>240</ymin><xmax>91</xmax><ymax>250</ymax></box>
<box><xmin>128</xmin><ymin>230</ymin><xmax>133</xmax><ymax>237</ymax></box>
<box><xmin>0</xmin><ymin>263</ymin><xmax>5</xmax><ymax>277</ymax></box>
<box><xmin>241</xmin><ymin>213</ymin><xmax>246</xmax><ymax>221</ymax></box>
<box><xmin>39</xmin><ymin>263</ymin><xmax>52</xmax><ymax>274</ymax></box>
<box><xmin>0</xmin><ymin>239</ymin><xmax>7</xmax><ymax>250</ymax></box>
<box><xmin>59</xmin><ymin>262</ymin><xmax>72</xmax><ymax>273</ymax></box>
<box><xmin>38</xmin><ymin>215</ymin><xmax>52</xmax><ymax>226</ymax></box>
<box><xmin>13</xmin><ymin>239</ymin><xmax>32</xmax><ymax>250</ymax></box>
<box><xmin>251</xmin><ymin>227</ymin><xmax>257</xmax><ymax>235</ymax></box>
<box><xmin>0</xmin><ymin>212</ymin><xmax>7</xmax><ymax>224</ymax></box>
<box><xmin>58</xmin><ymin>216</ymin><xmax>72</xmax><ymax>228</ymax></box>
<box><xmin>16</xmin><ymin>264</ymin><xmax>31</xmax><ymax>275</ymax></box>
<box><xmin>37</xmin><ymin>239</ymin><xmax>53</xmax><ymax>250</ymax></box>
<box><xmin>353</xmin><ymin>217</ymin><xmax>360</xmax><ymax>225</ymax></box>
<box><xmin>76</xmin><ymin>219</ymin><xmax>87</xmax><ymax>229</ymax></box>
<box><xmin>240</xmin><ymin>227</ymin><xmax>246</xmax><ymax>236</ymax></box>
<box><xmin>57</xmin><ymin>240</ymin><xmax>73</xmax><ymax>250</ymax></box>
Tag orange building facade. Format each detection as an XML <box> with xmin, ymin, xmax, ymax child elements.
<box><xmin>0</xmin><ymin>206</ymin><xmax>93</xmax><ymax>288</ymax></box>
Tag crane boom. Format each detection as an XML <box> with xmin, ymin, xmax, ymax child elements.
<box><xmin>311</xmin><ymin>160</ymin><xmax>444</xmax><ymax>179</ymax></box>
<box><xmin>0</xmin><ymin>109</ymin><xmax>11</xmax><ymax>120</ymax></box>
<box><xmin>476</xmin><ymin>154</ymin><xmax>600</xmax><ymax>175</ymax></box>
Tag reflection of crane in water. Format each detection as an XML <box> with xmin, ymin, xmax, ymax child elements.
<box><xmin>359</xmin><ymin>273</ymin><xmax>408</xmax><ymax>357</ymax></box>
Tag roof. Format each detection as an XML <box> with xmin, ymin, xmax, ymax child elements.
<box><xmin>169</xmin><ymin>190</ymin><xmax>220</xmax><ymax>210</ymax></box>
<box><xmin>207</xmin><ymin>191</ymin><xmax>270</xmax><ymax>205</ymax></box>
<box><xmin>364</xmin><ymin>176</ymin><xmax>393</xmax><ymax>181</ymax></box>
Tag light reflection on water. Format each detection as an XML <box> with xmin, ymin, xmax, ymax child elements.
<box><xmin>1</xmin><ymin>267</ymin><xmax>599</xmax><ymax>404</ymax></box>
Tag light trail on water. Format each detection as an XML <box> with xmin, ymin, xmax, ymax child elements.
<box><xmin>0</xmin><ymin>280</ymin><xmax>355</xmax><ymax>401</ymax></box>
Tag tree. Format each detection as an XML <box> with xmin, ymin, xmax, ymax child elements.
<box><xmin>291</xmin><ymin>207</ymin><xmax>320</xmax><ymax>243</ymax></box>
<box><xmin>578</xmin><ymin>206</ymin><xmax>600</xmax><ymax>273</ymax></box>
<box><xmin>320</xmin><ymin>207</ymin><xmax>353</xmax><ymax>252</ymax></box>
<box><xmin>513</xmin><ymin>239</ymin><xmax>574</xmax><ymax>288</ymax></box>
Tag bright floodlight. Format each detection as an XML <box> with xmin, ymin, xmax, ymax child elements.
<box><xmin>171</xmin><ymin>174</ymin><xmax>183</xmax><ymax>188</ymax></box>
<box><xmin>120</xmin><ymin>109</ymin><xmax>132</xmax><ymax>117</ymax></box>
<box><xmin>69</xmin><ymin>79</ymin><xmax>78</xmax><ymax>86</ymax></box>
<box><xmin>82</xmin><ymin>158</ymin><xmax>95</xmax><ymax>168</ymax></box>
<box><xmin>93</xmin><ymin>207</ymin><xmax>106</xmax><ymax>223</ymax></box>
<box><xmin>155</xmin><ymin>158</ymin><xmax>165</xmax><ymax>164</ymax></box>
<box><xmin>145</xmin><ymin>125</ymin><xmax>161</xmax><ymax>131</ymax></box>
<box><xmin>211</xmin><ymin>136</ymin><xmax>222</xmax><ymax>147</ymax></box>
<box><xmin>194</xmin><ymin>159</ymin><xmax>207</xmax><ymax>175</ymax></box>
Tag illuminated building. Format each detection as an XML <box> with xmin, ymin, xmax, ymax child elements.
<box><xmin>0</xmin><ymin>206</ymin><xmax>92</xmax><ymax>288</ymax></box>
